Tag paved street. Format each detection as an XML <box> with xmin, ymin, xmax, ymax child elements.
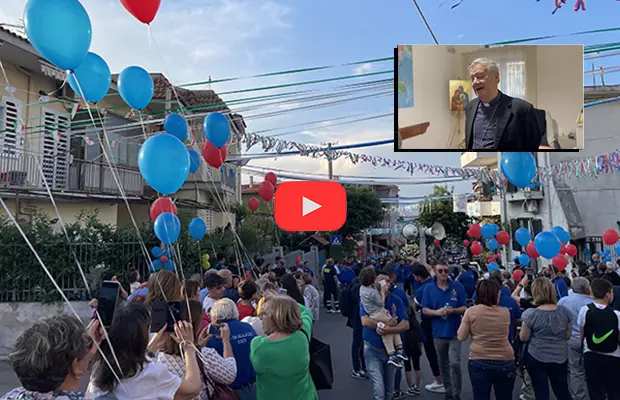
<box><xmin>1</xmin><ymin>308</ymin><xmax>539</xmax><ymax>399</ymax></box>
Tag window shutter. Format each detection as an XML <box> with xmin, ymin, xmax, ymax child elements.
<box><xmin>1</xmin><ymin>97</ymin><xmax>23</xmax><ymax>157</ymax></box>
<box><xmin>41</xmin><ymin>110</ymin><xmax>71</xmax><ymax>188</ymax></box>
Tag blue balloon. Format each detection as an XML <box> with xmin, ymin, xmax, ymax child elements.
<box><xmin>615</xmin><ymin>244</ymin><xmax>620</xmax><ymax>254</ymax></box>
<box><xmin>515</xmin><ymin>227</ymin><xmax>531</xmax><ymax>247</ymax></box>
<box><xmin>584</xmin><ymin>248</ymin><xmax>591</xmax><ymax>254</ymax></box>
<box><xmin>151</xmin><ymin>246</ymin><xmax>164</xmax><ymax>258</ymax></box>
<box><xmin>188</xmin><ymin>149</ymin><xmax>201</xmax><ymax>173</ymax></box>
<box><xmin>488</xmin><ymin>262</ymin><xmax>500</xmax><ymax>272</ymax></box>
<box><xmin>534</xmin><ymin>231</ymin><xmax>562</xmax><ymax>259</ymax></box>
<box><xmin>488</xmin><ymin>239</ymin><xmax>499</xmax><ymax>251</ymax></box>
<box><xmin>551</xmin><ymin>226</ymin><xmax>570</xmax><ymax>244</ymax></box>
<box><xmin>604</xmin><ymin>249</ymin><xmax>611</xmax><ymax>256</ymax></box>
<box><xmin>24</xmin><ymin>0</ymin><xmax>92</xmax><ymax>71</ymax></box>
<box><xmin>500</xmin><ymin>152</ymin><xmax>537</xmax><ymax>188</ymax></box>
<box><xmin>149</xmin><ymin>259</ymin><xmax>163</xmax><ymax>272</ymax></box>
<box><xmin>68</xmin><ymin>52</ymin><xmax>111</xmax><ymax>103</ymax></box>
<box><xmin>162</xmin><ymin>259</ymin><xmax>175</xmax><ymax>272</ymax></box>
<box><xmin>481</xmin><ymin>224</ymin><xmax>496</xmax><ymax>239</ymax></box>
<box><xmin>188</xmin><ymin>218</ymin><xmax>207</xmax><ymax>240</ymax></box>
<box><xmin>518</xmin><ymin>254</ymin><xmax>531</xmax><ymax>266</ymax></box>
<box><xmin>164</xmin><ymin>113</ymin><xmax>188</xmax><ymax>142</ymax></box>
<box><xmin>203</xmin><ymin>112</ymin><xmax>230</xmax><ymax>148</ymax></box>
<box><xmin>118</xmin><ymin>66</ymin><xmax>154</xmax><ymax>110</ymax></box>
<box><xmin>154</xmin><ymin>212</ymin><xmax>181</xmax><ymax>245</ymax></box>
<box><xmin>138</xmin><ymin>134</ymin><xmax>190</xmax><ymax>195</ymax></box>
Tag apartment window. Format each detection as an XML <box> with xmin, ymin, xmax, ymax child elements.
<box><xmin>42</xmin><ymin>109</ymin><xmax>70</xmax><ymax>188</ymax></box>
<box><xmin>1</xmin><ymin>97</ymin><xmax>24</xmax><ymax>157</ymax></box>
<box><xmin>510</xmin><ymin>218</ymin><xmax>543</xmax><ymax>250</ymax></box>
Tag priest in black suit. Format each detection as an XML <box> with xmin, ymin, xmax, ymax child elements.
<box><xmin>465</xmin><ymin>58</ymin><xmax>543</xmax><ymax>151</ymax></box>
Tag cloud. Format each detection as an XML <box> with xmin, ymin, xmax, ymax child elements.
<box><xmin>354</xmin><ymin>63</ymin><xmax>373</xmax><ymax>75</ymax></box>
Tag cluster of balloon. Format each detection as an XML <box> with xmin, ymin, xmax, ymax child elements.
<box><xmin>149</xmin><ymin>246</ymin><xmax>175</xmax><ymax>272</ymax></box>
<box><xmin>202</xmin><ymin>113</ymin><xmax>231</xmax><ymax>168</ymax></box>
<box><xmin>500</xmin><ymin>153</ymin><xmax>537</xmax><ymax>188</ymax></box>
<box><xmin>248</xmin><ymin>172</ymin><xmax>277</xmax><ymax>211</ymax></box>
<box><xmin>150</xmin><ymin>198</ymin><xmax>181</xmax><ymax>245</ymax></box>
<box><xmin>599</xmin><ymin>229</ymin><xmax>620</xmax><ymax>263</ymax></box>
<box><xmin>524</xmin><ymin>226</ymin><xmax>573</xmax><ymax>270</ymax></box>
<box><xmin>202</xmin><ymin>253</ymin><xmax>211</xmax><ymax>270</ymax></box>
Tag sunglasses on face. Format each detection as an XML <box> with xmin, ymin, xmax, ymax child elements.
<box><xmin>436</xmin><ymin>269</ymin><xmax>448</xmax><ymax>274</ymax></box>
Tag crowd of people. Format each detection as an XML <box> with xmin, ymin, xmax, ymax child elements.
<box><xmin>1</xmin><ymin>256</ymin><xmax>320</xmax><ymax>400</ymax></box>
<box><xmin>5</xmin><ymin>250</ymin><xmax>620</xmax><ymax>400</ymax></box>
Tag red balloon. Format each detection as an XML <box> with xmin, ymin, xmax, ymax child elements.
<box><xmin>248</xmin><ymin>197</ymin><xmax>259</xmax><ymax>212</ymax></box>
<box><xmin>471</xmin><ymin>241</ymin><xmax>482</xmax><ymax>256</ymax></box>
<box><xmin>559</xmin><ymin>245</ymin><xmax>567</xmax><ymax>255</ymax></box>
<box><xmin>469</xmin><ymin>224</ymin><xmax>481</xmax><ymax>238</ymax></box>
<box><xmin>149</xmin><ymin>197</ymin><xmax>177</xmax><ymax>221</ymax></box>
<box><xmin>463</xmin><ymin>239</ymin><xmax>470</xmax><ymax>247</ymax></box>
<box><xmin>526</xmin><ymin>242</ymin><xmax>539</xmax><ymax>258</ymax></box>
<box><xmin>603</xmin><ymin>229</ymin><xmax>619</xmax><ymax>245</ymax></box>
<box><xmin>120</xmin><ymin>0</ymin><xmax>161</xmax><ymax>24</ymax></box>
<box><xmin>202</xmin><ymin>142</ymin><xmax>227</xmax><ymax>168</ymax></box>
<box><xmin>258</xmin><ymin>181</ymin><xmax>274</xmax><ymax>201</ymax></box>
<box><xmin>370</xmin><ymin>250</ymin><xmax>375</xmax><ymax>255</ymax></box>
<box><xmin>433</xmin><ymin>239</ymin><xmax>440</xmax><ymax>245</ymax></box>
<box><xmin>357</xmin><ymin>249</ymin><xmax>363</xmax><ymax>255</ymax></box>
<box><xmin>552</xmin><ymin>254</ymin><xmax>568</xmax><ymax>271</ymax></box>
<box><xmin>160</xmin><ymin>255</ymin><xmax>168</xmax><ymax>263</ymax></box>
<box><xmin>296</xmin><ymin>255</ymin><xmax>301</xmax><ymax>263</ymax></box>
<box><xmin>565</xmin><ymin>244</ymin><xmax>577</xmax><ymax>257</ymax></box>
<box><xmin>265</xmin><ymin>172</ymin><xmax>277</xmax><ymax>187</ymax></box>
<box><xmin>496</xmin><ymin>231</ymin><xmax>510</xmax><ymax>246</ymax></box>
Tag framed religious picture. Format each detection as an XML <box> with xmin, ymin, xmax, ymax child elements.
<box><xmin>449</xmin><ymin>80</ymin><xmax>471</xmax><ymax>111</ymax></box>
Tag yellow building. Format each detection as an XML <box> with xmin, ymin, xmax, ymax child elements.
<box><xmin>0</xmin><ymin>27</ymin><xmax>240</xmax><ymax>231</ymax></box>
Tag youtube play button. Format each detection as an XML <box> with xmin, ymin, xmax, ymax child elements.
<box><xmin>274</xmin><ymin>181</ymin><xmax>347</xmax><ymax>232</ymax></box>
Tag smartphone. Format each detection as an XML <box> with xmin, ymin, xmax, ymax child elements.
<box><xmin>208</xmin><ymin>324</ymin><xmax>220</xmax><ymax>336</ymax></box>
<box><xmin>150</xmin><ymin>301</ymin><xmax>182</xmax><ymax>333</ymax></box>
<box><xmin>379</xmin><ymin>279</ymin><xmax>387</xmax><ymax>287</ymax></box>
<box><xmin>97</xmin><ymin>281</ymin><xmax>120</xmax><ymax>328</ymax></box>
<box><xmin>278</xmin><ymin>288</ymin><xmax>287</xmax><ymax>295</ymax></box>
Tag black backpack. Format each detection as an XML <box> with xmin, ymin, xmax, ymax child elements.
<box><xmin>339</xmin><ymin>283</ymin><xmax>353</xmax><ymax>317</ymax></box>
<box><xmin>584</xmin><ymin>303</ymin><xmax>620</xmax><ymax>353</ymax></box>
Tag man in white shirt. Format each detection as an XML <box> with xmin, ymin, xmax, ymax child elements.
<box><xmin>578</xmin><ymin>278</ymin><xmax>620</xmax><ymax>399</ymax></box>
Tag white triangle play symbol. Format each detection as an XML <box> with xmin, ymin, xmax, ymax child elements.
<box><xmin>302</xmin><ymin>196</ymin><xmax>322</xmax><ymax>216</ymax></box>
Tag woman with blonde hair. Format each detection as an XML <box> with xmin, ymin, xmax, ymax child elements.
<box><xmin>251</xmin><ymin>295</ymin><xmax>316</xmax><ymax>400</ymax></box>
<box><xmin>519</xmin><ymin>277</ymin><xmax>571</xmax><ymax>400</ymax></box>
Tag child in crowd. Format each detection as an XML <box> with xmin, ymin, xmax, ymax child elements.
<box><xmin>237</xmin><ymin>280</ymin><xmax>259</xmax><ymax>320</ymax></box>
<box><xmin>202</xmin><ymin>273</ymin><xmax>226</xmax><ymax>330</ymax></box>
<box><xmin>126</xmin><ymin>269</ymin><xmax>141</xmax><ymax>294</ymax></box>
<box><xmin>359</xmin><ymin>268</ymin><xmax>407</xmax><ymax>367</ymax></box>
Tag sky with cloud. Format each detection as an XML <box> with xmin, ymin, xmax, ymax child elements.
<box><xmin>1</xmin><ymin>0</ymin><xmax>619</xmax><ymax>203</ymax></box>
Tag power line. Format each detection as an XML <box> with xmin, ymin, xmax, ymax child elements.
<box><xmin>412</xmin><ymin>0</ymin><xmax>439</xmax><ymax>44</ymax></box>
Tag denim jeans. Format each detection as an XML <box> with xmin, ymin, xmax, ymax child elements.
<box><xmin>365</xmin><ymin>343</ymin><xmax>396</xmax><ymax>400</ymax></box>
<box><xmin>525</xmin><ymin>355</ymin><xmax>570</xmax><ymax>400</ymax></box>
<box><xmin>567</xmin><ymin>337</ymin><xmax>588</xmax><ymax>400</ymax></box>
<box><xmin>235</xmin><ymin>383</ymin><xmax>257</xmax><ymax>400</ymax></box>
<box><xmin>468</xmin><ymin>359</ymin><xmax>516</xmax><ymax>400</ymax></box>
<box><xmin>352</xmin><ymin>326</ymin><xmax>366</xmax><ymax>372</ymax></box>
<box><xmin>434</xmin><ymin>338</ymin><xmax>462</xmax><ymax>397</ymax></box>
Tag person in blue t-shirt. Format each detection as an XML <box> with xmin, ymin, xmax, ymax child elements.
<box><xmin>545</xmin><ymin>265</ymin><xmax>569</xmax><ymax>299</ymax></box>
<box><xmin>206</xmin><ymin>298</ymin><xmax>257</xmax><ymax>399</ymax></box>
<box><xmin>457</xmin><ymin>262</ymin><xmax>477</xmax><ymax>300</ymax></box>
<box><xmin>421</xmin><ymin>262</ymin><xmax>467</xmax><ymax>399</ymax></box>
<box><xmin>412</xmin><ymin>264</ymin><xmax>444</xmax><ymax>393</ymax></box>
<box><xmin>339</xmin><ymin>261</ymin><xmax>356</xmax><ymax>286</ymax></box>
<box><xmin>360</xmin><ymin>268</ymin><xmax>410</xmax><ymax>400</ymax></box>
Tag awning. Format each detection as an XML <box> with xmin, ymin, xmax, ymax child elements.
<box><xmin>552</xmin><ymin>176</ymin><xmax>586</xmax><ymax>239</ymax></box>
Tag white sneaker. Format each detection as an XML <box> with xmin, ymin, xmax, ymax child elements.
<box><xmin>424</xmin><ymin>382</ymin><xmax>446</xmax><ymax>393</ymax></box>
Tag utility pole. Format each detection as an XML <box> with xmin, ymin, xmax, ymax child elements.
<box><xmin>327</xmin><ymin>142</ymin><xmax>333</xmax><ymax>180</ymax></box>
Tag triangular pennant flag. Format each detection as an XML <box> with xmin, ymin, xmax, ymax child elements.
<box><xmin>5</xmin><ymin>86</ymin><xmax>16</xmax><ymax>93</ymax></box>
<box><xmin>100</xmin><ymin>108</ymin><xmax>108</xmax><ymax>116</ymax></box>
<box><xmin>111</xmin><ymin>140</ymin><xmax>119</xmax><ymax>147</ymax></box>
<box><xmin>39</xmin><ymin>95</ymin><xmax>50</xmax><ymax>103</ymax></box>
<box><xmin>71</xmin><ymin>103</ymin><xmax>81</xmax><ymax>119</ymax></box>
<box><xmin>83</xmin><ymin>136</ymin><xmax>94</xmax><ymax>147</ymax></box>
<box><xmin>52</xmin><ymin>131</ymin><xmax>61</xmax><ymax>142</ymax></box>
<box><xmin>124</xmin><ymin>110</ymin><xmax>135</xmax><ymax>119</ymax></box>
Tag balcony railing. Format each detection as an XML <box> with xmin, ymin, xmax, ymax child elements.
<box><xmin>0</xmin><ymin>149</ymin><xmax>143</xmax><ymax>196</ymax></box>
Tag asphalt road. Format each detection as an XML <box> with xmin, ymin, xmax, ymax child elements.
<box><xmin>1</xmin><ymin>308</ymin><xmax>538</xmax><ymax>400</ymax></box>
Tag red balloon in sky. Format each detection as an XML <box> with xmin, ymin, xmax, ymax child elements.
<box><xmin>202</xmin><ymin>141</ymin><xmax>227</xmax><ymax>168</ymax></box>
<box><xmin>471</xmin><ymin>241</ymin><xmax>482</xmax><ymax>256</ymax></box>
<box><xmin>603</xmin><ymin>229</ymin><xmax>619</xmax><ymax>245</ymax></box>
<box><xmin>496</xmin><ymin>231</ymin><xmax>510</xmax><ymax>245</ymax></box>
<box><xmin>565</xmin><ymin>244</ymin><xmax>577</xmax><ymax>257</ymax></box>
<box><xmin>469</xmin><ymin>224</ymin><xmax>481</xmax><ymax>238</ymax></box>
<box><xmin>258</xmin><ymin>181</ymin><xmax>274</xmax><ymax>201</ymax></box>
<box><xmin>120</xmin><ymin>0</ymin><xmax>161</xmax><ymax>24</ymax></box>
<box><xmin>149</xmin><ymin>197</ymin><xmax>177</xmax><ymax>221</ymax></box>
<box><xmin>248</xmin><ymin>197</ymin><xmax>259</xmax><ymax>212</ymax></box>
<box><xmin>265</xmin><ymin>172</ymin><xmax>277</xmax><ymax>187</ymax></box>
<box><xmin>463</xmin><ymin>239</ymin><xmax>470</xmax><ymax>247</ymax></box>
<box><xmin>526</xmin><ymin>242</ymin><xmax>539</xmax><ymax>258</ymax></box>
<box><xmin>552</xmin><ymin>254</ymin><xmax>568</xmax><ymax>271</ymax></box>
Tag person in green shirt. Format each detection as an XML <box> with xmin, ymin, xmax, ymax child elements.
<box><xmin>250</xmin><ymin>295</ymin><xmax>317</xmax><ymax>400</ymax></box>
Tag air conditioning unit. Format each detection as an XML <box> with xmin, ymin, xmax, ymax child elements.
<box><xmin>525</xmin><ymin>200</ymin><xmax>539</xmax><ymax>214</ymax></box>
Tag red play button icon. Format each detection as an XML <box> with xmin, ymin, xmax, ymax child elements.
<box><xmin>274</xmin><ymin>181</ymin><xmax>347</xmax><ymax>232</ymax></box>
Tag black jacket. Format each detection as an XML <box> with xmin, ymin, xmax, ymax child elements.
<box><xmin>465</xmin><ymin>92</ymin><xmax>542</xmax><ymax>151</ymax></box>
<box><xmin>346</xmin><ymin>277</ymin><xmax>362</xmax><ymax>329</ymax></box>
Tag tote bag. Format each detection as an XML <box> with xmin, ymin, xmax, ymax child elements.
<box><xmin>302</xmin><ymin>330</ymin><xmax>334</xmax><ymax>390</ymax></box>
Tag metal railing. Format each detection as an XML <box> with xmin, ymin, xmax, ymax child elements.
<box><xmin>0</xmin><ymin>149</ymin><xmax>144</xmax><ymax>196</ymax></box>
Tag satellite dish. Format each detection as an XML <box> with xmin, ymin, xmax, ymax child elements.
<box><xmin>401</xmin><ymin>223</ymin><xmax>418</xmax><ymax>240</ymax></box>
<box><xmin>425</xmin><ymin>222</ymin><xmax>446</xmax><ymax>240</ymax></box>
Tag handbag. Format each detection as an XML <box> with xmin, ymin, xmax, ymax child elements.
<box><xmin>302</xmin><ymin>330</ymin><xmax>334</xmax><ymax>390</ymax></box>
<box><xmin>196</xmin><ymin>354</ymin><xmax>240</xmax><ymax>400</ymax></box>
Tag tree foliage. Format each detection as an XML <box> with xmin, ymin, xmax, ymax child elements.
<box><xmin>338</xmin><ymin>185</ymin><xmax>385</xmax><ymax>237</ymax></box>
<box><xmin>416</xmin><ymin>185</ymin><xmax>476</xmax><ymax>241</ymax></box>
